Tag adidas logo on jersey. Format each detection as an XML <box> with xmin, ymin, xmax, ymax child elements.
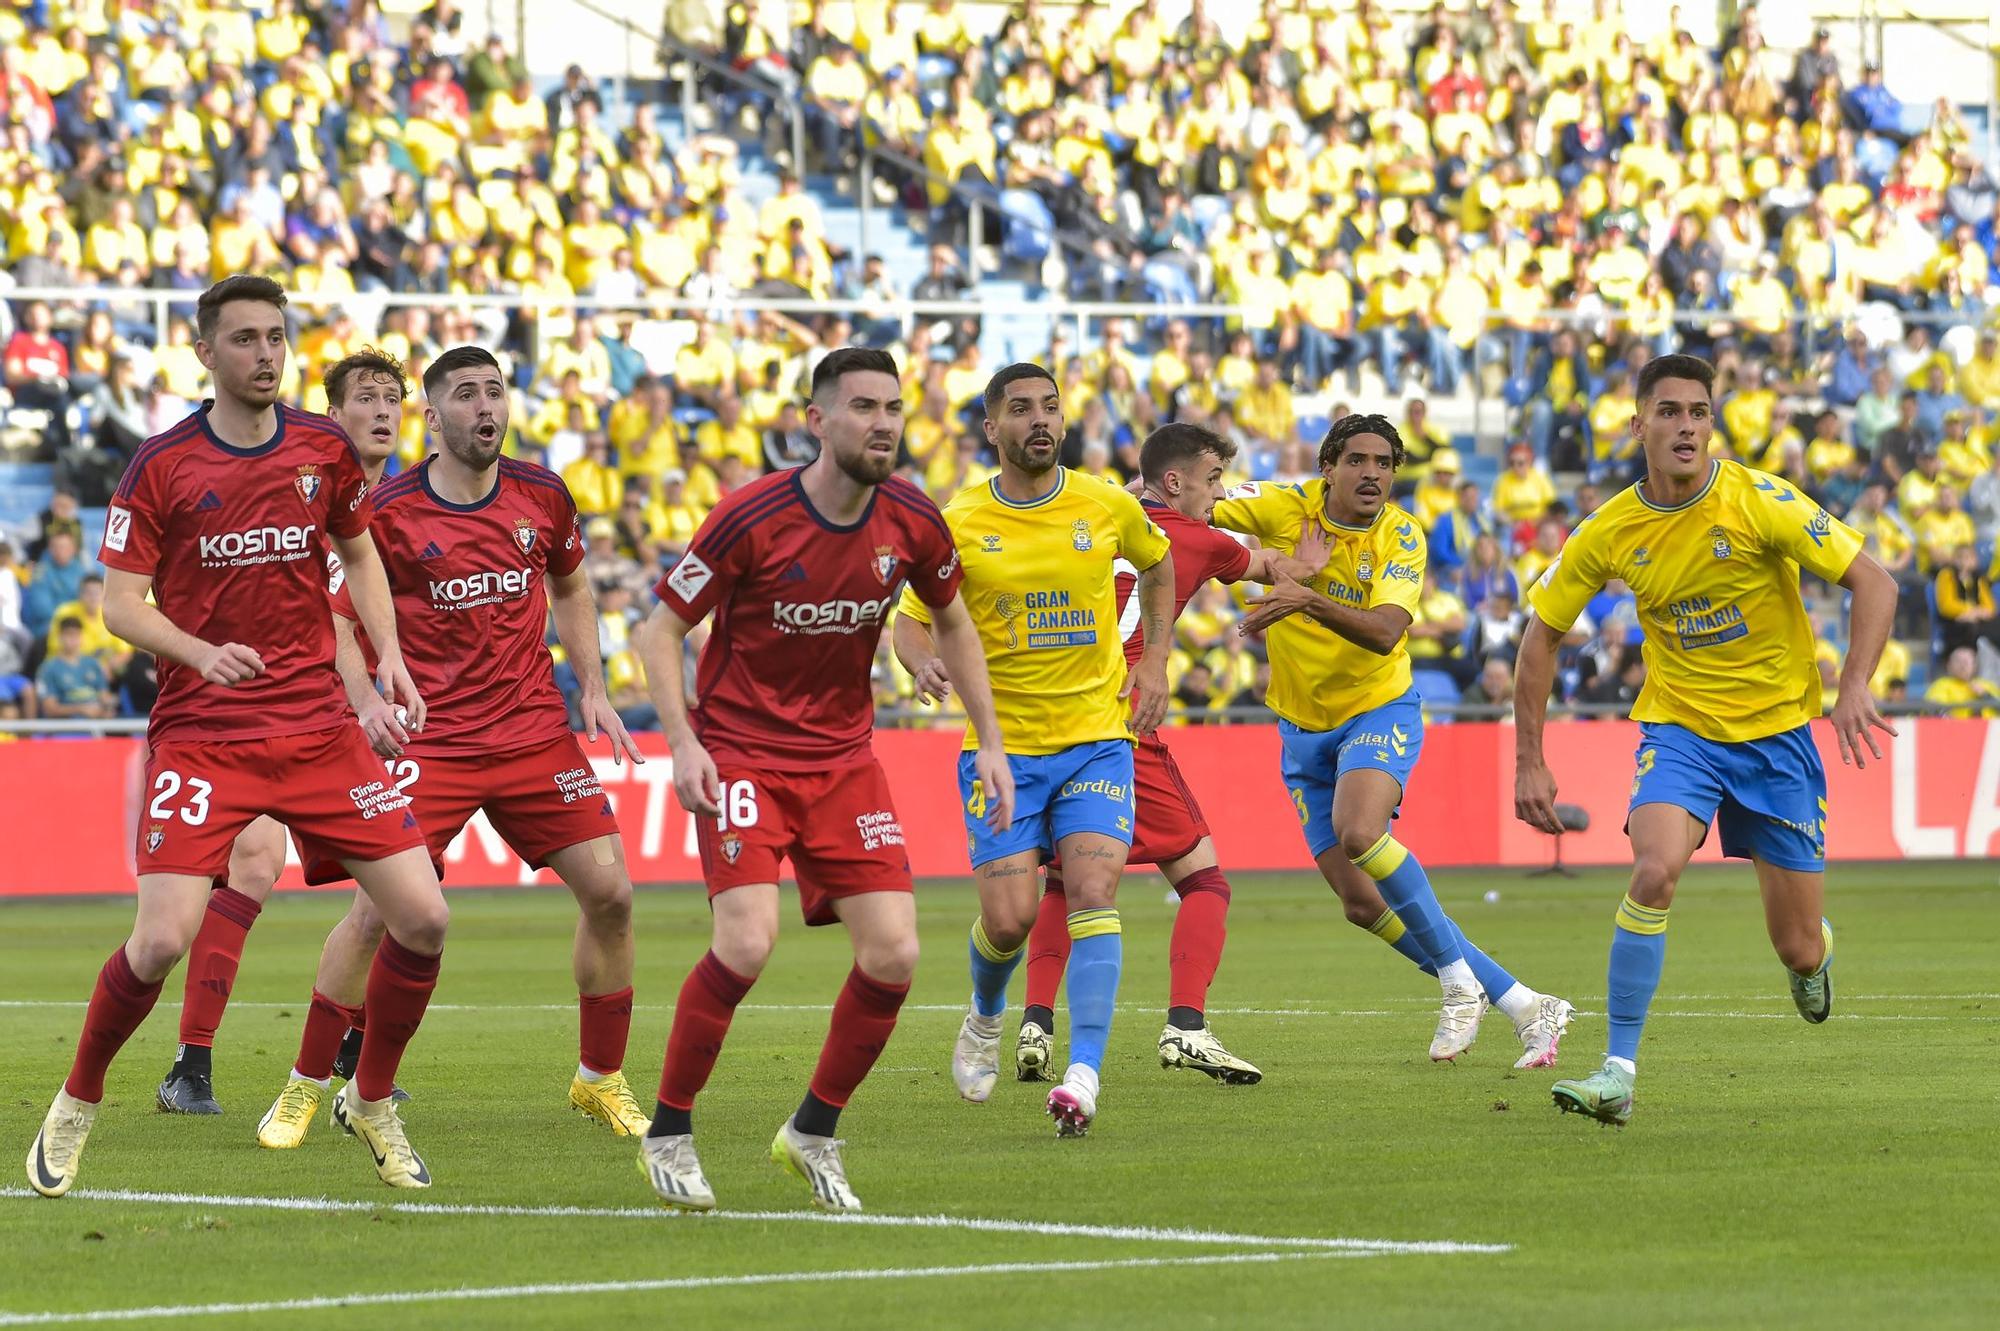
<box><xmin>197</xmin><ymin>490</ymin><xmax>224</xmax><ymax>512</ymax></box>
<box><xmin>779</xmin><ymin>561</ymin><xmax>810</xmax><ymax>583</ymax></box>
<box><xmin>420</xmin><ymin>541</ymin><xmax>446</xmax><ymax>561</ymax></box>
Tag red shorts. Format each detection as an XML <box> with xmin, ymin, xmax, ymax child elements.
<box><xmin>697</xmin><ymin>756</ymin><xmax>913</xmax><ymax>926</ymax></box>
<box><xmin>1125</xmin><ymin>729</ymin><xmax>1210</xmax><ymax>866</ymax></box>
<box><xmin>296</xmin><ymin>732</ymin><xmax>620</xmax><ymax>885</ymax></box>
<box><xmin>138</xmin><ymin>726</ymin><xmax>428</xmax><ymax>878</ymax></box>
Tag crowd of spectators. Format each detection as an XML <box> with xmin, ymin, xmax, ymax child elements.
<box><xmin>3</xmin><ymin>0</ymin><xmax>1998</xmax><ymax>727</ymax></box>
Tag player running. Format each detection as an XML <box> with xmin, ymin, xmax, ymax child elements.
<box><xmin>634</xmin><ymin>347</ymin><xmax>1009</xmax><ymax>1213</ymax></box>
<box><xmin>1212</xmin><ymin>415</ymin><xmax>1573</xmax><ymax>1067</ymax></box>
<box><xmin>255</xmin><ymin>344</ymin><xmax>651</xmax><ymax>1152</ymax></box>
<box><xmin>27</xmin><ymin>276</ymin><xmax>447</xmax><ymax>1196</ymax></box>
<box><xmin>155</xmin><ymin>348</ymin><xmax>411</xmax><ymax>1116</ymax></box>
<box><xmin>895</xmin><ymin>362</ymin><xmax>1177</xmax><ymax>1137</ymax></box>
<box><xmin>1013</xmin><ymin>423</ymin><xmax>1324</xmax><ymax>1086</ymax></box>
<box><xmin>1516</xmin><ymin>353</ymin><xmax>1897</xmax><ymax>1127</ymax></box>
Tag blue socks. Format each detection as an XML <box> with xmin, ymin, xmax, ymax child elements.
<box><xmin>1064</xmin><ymin>909</ymin><xmax>1122</xmax><ymax>1074</ymax></box>
<box><xmin>1353</xmin><ymin>835</ymin><xmax>1466</xmax><ymax>970</ymax></box>
<box><xmin>1607</xmin><ymin>894</ymin><xmax>1670</xmax><ymax>1064</ymax></box>
<box><xmin>968</xmin><ymin>918</ymin><xmax>1023</xmax><ymax>1019</ymax></box>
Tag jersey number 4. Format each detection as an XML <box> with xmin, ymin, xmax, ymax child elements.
<box><xmin>148</xmin><ymin>771</ymin><xmax>213</xmax><ymax>826</ymax></box>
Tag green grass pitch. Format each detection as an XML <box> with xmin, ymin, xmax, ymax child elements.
<box><xmin>2</xmin><ymin>863</ymin><xmax>1996</xmax><ymax>1329</ymax></box>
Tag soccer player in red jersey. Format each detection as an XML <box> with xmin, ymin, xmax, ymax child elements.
<box><xmin>156</xmin><ymin>348</ymin><xmax>413</xmax><ymax>1116</ymax></box>
<box><xmin>1010</xmin><ymin>424</ymin><xmax>1325</xmax><ymax>1086</ymax></box>
<box><xmin>259</xmin><ymin>344</ymin><xmax>652</xmax><ymax>1148</ymax></box>
<box><xmin>632</xmin><ymin>347</ymin><xmax>1012</xmax><ymax>1213</ymax></box>
<box><xmin>26</xmin><ymin>277</ymin><xmax>448</xmax><ymax>1196</ymax></box>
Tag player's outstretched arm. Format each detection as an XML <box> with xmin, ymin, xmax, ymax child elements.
<box><xmin>332</xmin><ymin>614</ymin><xmax>408</xmax><ymax>757</ymax></box>
<box><xmin>330</xmin><ymin>529</ymin><xmax>424</xmax><ymax>733</ymax></box>
<box><xmin>1512</xmin><ymin>612</ymin><xmax>1566</xmax><ymax>835</ymax></box>
<box><xmin>1830</xmin><ymin>551</ymin><xmax>1900</xmax><ymax>768</ymax></box>
<box><xmin>892</xmin><ymin>611</ymin><xmax>952</xmax><ymax>705</ymax></box>
<box><xmin>1125</xmin><ymin>550</ymin><xmax>1177</xmax><ymax>732</ymax></box>
<box><xmin>635</xmin><ymin>602</ymin><xmax>719</xmax><ymax>815</ymax></box>
<box><xmin>101</xmin><ymin>567</ymin><xmax>264</xmax><ymax>686</ymax></box>
<box><xmin>548</xmin><ymin>566</ymin><xmax>644</xmax><ymax>766</ymax></box>
<box><xmin>1237</xmin><ymin>569</ymin><xmax>1410</xmax><ymax>654</ymax></box>
<box><xmin>1242</xmin><ymin>518</ymin><xmax>1332</xmax><ymax>586</ymax></box>
<box><xmin>931</xmin><ymin>594</ymin><xmax>1013</xmax><ymax>832</ymax></box>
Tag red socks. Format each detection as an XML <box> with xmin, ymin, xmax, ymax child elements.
<box><xmin>65</xmin><ymin>947</ymin><xmax>164</xmax><ymax>1103</ymax></box>
<box><xmin>295</xmin><ymin>990</ymin><xmax>365</xmax><ymax>1081</ymax></box>
<box><xmin>353</xmin><ymin>935</ymin><xmax>440</xmax><ymax>1102</ymax></box>
<box><xmin>178</xmin><ymin>884</ymin><xmax>262</xmax><ymax>1047</ymax></box>
<box><xmin>657</xmin><ymin>951</ymin><xmax>755</xmax><ymax>1111</ymax></box>
<box><xmin>1168</xmin><ymin>866</ymin><xmax>1232</xmax><ymax>1014</ymax></box>
<box><xmin>578</xmin><ymin>986</ymin><xmax>634</xmax><ymax>1076</ymax></box>
<box><xmin>1023</xmin><ymin>875</ymin><xmax>1072</xmax><ymax>1012</ymax></box>
<box><xmin>807</xmin><ymin>966</ymin><xmax>910</xmax><ymax>1109</ymax></box>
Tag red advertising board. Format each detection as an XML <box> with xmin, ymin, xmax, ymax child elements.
<box><xmin>0</xmin><ymin>719</ymin><xmax>1992</xmax><ymax>897</ymax></box>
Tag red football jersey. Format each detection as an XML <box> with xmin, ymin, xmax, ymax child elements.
<box><xmin>336</xmin><ymin>456</ymin><xmax>584</xmax><ymax>755</ymax></box>
<box><xmin>100</xmin><ymin>403</ymin><xmax>374</xmax><ymax>744</ymax></box>
<box><xmin>1114</xmin><ymin>500</ymin><xmax>1252</xmax><ymax>664</ymax></box>
<box><xmin>656</xmin><ymin>470</ymin><xmax>961</xmax><ymax>771</ymax></box>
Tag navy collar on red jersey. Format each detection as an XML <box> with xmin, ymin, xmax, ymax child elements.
<box><xmin>195</xmin><ymin>399</ymin><xmax>286</xmax><ymax>458</ymax></box>
<box><xmin>789</xmin><ymin>465</ymin><xmax>878</xmax><ymax>533</ymax></box>
<box><xmin>419</xmin><ymin>457</ymin><xmax>503</xmax><ymax>512</ymax></box>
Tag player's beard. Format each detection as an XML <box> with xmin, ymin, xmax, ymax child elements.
<box><xmin>443</xmin><ymin>424</ymin><xmax>504</xmax><ymax>472</ymax></box>
<box><xmin>1000</xmin><ymin>428</ymin><xmax>1060</xmax><ymax>476</ymax></box>
<box><xmin>832</xmin><ymin>437</ymin><xmax>896</xmax><ymax>487</ymax></box>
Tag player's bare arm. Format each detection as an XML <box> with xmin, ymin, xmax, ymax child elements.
<box><xmin>549</xmin><ymin>565</ymin><xmax>644</xmax><ymax>766</ymax></box>
<box><xmin>332</xmin><ymin>615</ymin><xmax>407</xmax><ymax>758</ymax></box>
<box><xmin>930</xmin><ymin>593</ymin><xmax>1014</xmax><ymax>831</ymax></box>
<box><xmin>892</xmin><ymin>612</ymin><xmax>952</xmax><ymax>705</ymax></box>
<box><xmin>1830</xmin><ymin>551</ymin><xmax>1900</xmax><ymax>768</ymax></box>
<box><xmin>1124</xmin><ymin>550</ymin><xmax>1176</xmax><ymax>732</ymax></box>
<box><xmin>1241</xmin><ymin>518</ymin><xmax>1332</xmax><ymax>585</ymax></box>
<box><xmin>1238</xmin><ymin>572</ymin><xmax>1411</xmax><ymax>653</ymax></box>
<box><xmin>100</xmin><ymin>566</ymin><xmax>264</xmax><ymax>686</ymax></box>
<box><xmin>1512</xmin><ymin>612</ymin><xmax>1567</xmax><ymax>835</ymax></box>
<box><xmin>635</xmin><ymin>602</ymin><xmax>720</xmax><ymax>815</ymax></box>
<box><xmin>329</xmin><ymin>528</ymin><xmax>425</xmax><ymax>733</ymax></box>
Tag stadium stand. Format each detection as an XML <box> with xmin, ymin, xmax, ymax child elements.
<box><xmin>1</xmin><ymin>0</ymin><xmax>1997</xmax><ymax>730</ymax></box>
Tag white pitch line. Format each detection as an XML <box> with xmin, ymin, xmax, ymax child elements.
<box><xmin>0</xmin><ymin>1187</ymin><xmax>1510</xmax><ymax>1256</ymax></box>
<box><xmin>0</xmin><ymin>1251</ymin><xmax>1375</xmax><ymax>1327</ymax></box>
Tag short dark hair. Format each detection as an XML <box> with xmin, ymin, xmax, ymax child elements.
<box><xmin>1318</xmin><ymin>413</ymin><xmax>1406</xmax><ymax>471</ymax></box>
<box><xmin>982</xmin><ymin>362</ymin><xmax>1058</xmax><ymax>417</ymax></box>
<box><xmin>1636</xmin><ymin>353</ymin><xmax>1715</xmax><ymax>404</ymax></box>
<box><xmin>1140</xmin><ymin>422</ymin><xmax>1236</xmax><ymax>485</ymax></box>
<box><xmin>195</xmin><ymin>274</ymin><xmax>287</xmax><ymax>343</ymax></box>
<box><xmin>810</xmin><ymin>346</ymin><xmax>899</xmax><ymax>402</ymax></box>
<box><xmin>56</xmin><ymin>615</ymin><xmax>82</xmax><ymax>633</ymax></box>
<box><xmin>422</xmin><ymin>344</ymin><xmax>502</xmax><ymax>400</ymax></box>
<box><xmin>324</xmin><ymin>347</ymin><xmax>410</xmax><ymax>408</ymax></box>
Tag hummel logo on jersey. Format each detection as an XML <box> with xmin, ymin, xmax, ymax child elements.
<box><xmin>780</xmin><ymin>561</ymin><xmax>810</xmax><ymax>583</ymax></box>
<box><xmin>420</xmin><ymin>541</ymin><xmax>446</xmax><ymax>562</ymax></box>
<box><xmin>197</xmin><ymin>490</ymin><xmax>223</xmax><ymax>512</ymax></box>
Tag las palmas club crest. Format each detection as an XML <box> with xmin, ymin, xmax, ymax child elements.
<box><xmin>294</xmin><ymin>465</ymin><xmax>321</xmax><ymax>505</ymax></box>
<box><xmin>513</xmin><ymin>519</ymin><xmax>538</xmax><ymax>554</ymax></box>
<box><xmin>872</xmin><ymin>545</ymin><xmax>899</xmax><ymax>585</ymax></box>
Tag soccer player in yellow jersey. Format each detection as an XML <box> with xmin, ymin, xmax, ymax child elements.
<box><xmin>1213</xmin><ymin>417</ymin><xmax>1574</xmax><ymax>1067</ymax></box>
<box><xmin>894</xmin><ymin>363</ymin><xmax>1175</xmax><ymax>1137</ymax></box>
<box><xmin>1516</xmin><ymin>355</ymin><xmax>1900</xmax><ymax>1127</ymax></box>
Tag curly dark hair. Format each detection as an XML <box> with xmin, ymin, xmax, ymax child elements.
<box><xmin>1317</xmin><ymin>413</ymin><xmax>1406</xmax><ymax>471</ymax></box>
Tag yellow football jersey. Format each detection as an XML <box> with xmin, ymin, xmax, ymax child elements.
<box><xmin>1529</xmin><ymin>460</ymin><xmax>1865</xmax><ymax>742</ymax></box>
<box><xmin>1211</xmin><ymin>480</ymin><xmax>1424</xmax><ymax>731</ymax></box>
<box><xmin>897</xmin><ymin>469</ymin><xmax>1171</xmax><ymax>754</ymax></box>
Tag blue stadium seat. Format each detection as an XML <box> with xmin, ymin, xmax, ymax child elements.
<box><xmin>998</xmin><ymin>189</ymin><xmax>1054</xmax><ymax>263</ymax></box>
<box><xmin>1296</xmin><ymin>415</ymin><xmax>1330</xmax><ymax>447</ymax></box>
<box><xmin>1412</xmin><ymin>668</ymin><xmax>1461</xmax><ymax>719</ymax></box>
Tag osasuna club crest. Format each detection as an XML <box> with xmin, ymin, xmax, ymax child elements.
<box><xmin>146</xmin><ymin>823</ymin><xmax>165</xmax><ymax>853</ymax></box>
<box><xmin>871</xmin><ymin>544</ymin><xmax>899</xmax><ymax>586</ymax></box>
<box><xmin>719</xmin><ymin>831</ymin><xmax>743</xmax><ymax>864</ymax></box>
<box><xmin>294</xmin><ymin>465</ymin><xmax>321</xmax><ymax>505</ymax></box>
<box><xmin>512</xmin><ymin>520</ymin><xmax>538</xmax><ymax>554</ymax></box>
